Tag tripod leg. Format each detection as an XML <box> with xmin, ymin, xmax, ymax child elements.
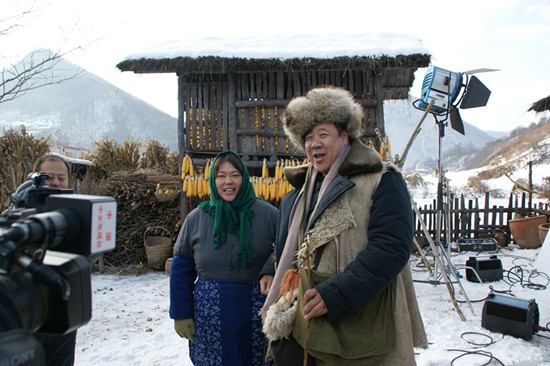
<box><xmin>412</xmin><ymin>200</ymin><xmax>466</xmax><ymax>321</ymax></box>
<box><xmin>439</xmin><ymin>249</ymin><xmax>476</xmax><ymax>316</ymax></box>
<box><xmin>413</xmin><ymin>234</ymin><xmax>432</xmax><ymax>274</ymax></box>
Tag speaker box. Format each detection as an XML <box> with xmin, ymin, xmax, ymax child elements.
<box><xmin>457</xmin><ymin>238</ymin><xmax>497</xmax><ymax>252</ymax></box>
<box><xmin>465</xmin><ymin>255</ymin><xmax>503</xmax><ymax>282</ymax></box>
<box><xmin>481</xmin><ymin>293</ymin><xmax>539</xmax><ymax>340</ymax></box>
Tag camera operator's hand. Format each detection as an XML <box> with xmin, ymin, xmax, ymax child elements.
<box><xmin>174</xmin><ymin>318</ymin><xmax>195</xmax><ymax>341</ymax></box>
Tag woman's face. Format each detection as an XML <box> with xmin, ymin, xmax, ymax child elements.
<box><xmin>214</xmin><ymin>161</ymin><xmax>243</xmax><ymax>202</ymax></box>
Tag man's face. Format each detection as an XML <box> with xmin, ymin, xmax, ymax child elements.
<box><xmin>304</xmin><ymin>122</ymin><xmax>349</xmax><ymax>174</ymax></box>
<box><xmin>39</xmin><ymin>160</ymin><xmax>69</xmax><ymax>189</ymax></box>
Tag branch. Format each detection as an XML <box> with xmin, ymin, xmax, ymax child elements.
<box><xmin>1</xmin><ymin>2</ymin><xmax>86</xmax><ymax>103</ymax></box>
<box><xmin>0</xmin><ymin>47</ymin><xmax>83</xmax><ymax>103</ymax></box>
<box><xmin>505</xmin><ymin>173</ymin><xmax>550</xmax><ymax>199</ymax></box>
<box><xmin>0</xmin><ymin>7</ymin><xmax>34</xmax><ymax>36</ymax></box>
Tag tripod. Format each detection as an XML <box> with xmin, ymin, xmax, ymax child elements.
<box><xmin>412</xmin><ymin>116</ymin><xmax>475</xmax><ymax>321</ymax></box>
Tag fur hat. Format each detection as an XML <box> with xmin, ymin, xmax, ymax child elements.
<box><xmin>283</xmin><ymin>86</ymin><xmax>364</xmax><ymax>148</ymax></box>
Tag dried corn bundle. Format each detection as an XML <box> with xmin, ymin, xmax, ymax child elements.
<box><xmin>179</xmin><ymin>156</ymin><xmax>303</xmax><ymax>203</ymax></box>
<box><xmin>0</xmin><ymin>127</ymin><xmax>50</xmax><ymax>210</ymax></box>
<box><xmin>251</xmin><ymin>158</ymin><xmax>303</xmax><ymax>202</ymax></box>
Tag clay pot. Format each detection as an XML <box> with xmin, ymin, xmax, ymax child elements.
<box><xmin>539</xmin><ymin>223</ymin><xmax>550</xmax><ymax>245</ymax></box>
<box><xmin>508</xmin><ymin>215</ymin><xmax>547</xmax><ymax>249</ymax></box>
<box><xmin>491</xmin><ymin>229</ymin><xmax>509</xmax><ymax>248</ymax></box>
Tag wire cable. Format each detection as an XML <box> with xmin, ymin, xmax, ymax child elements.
<box><xmin>448</xmin><ymin>348</ymin><xmax>506</xmax><ymax>366</ymax></box>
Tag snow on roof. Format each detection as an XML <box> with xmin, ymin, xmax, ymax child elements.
<box><xmin>50</xmin><ymin>152</ymin><xmax>93</xmax><ymax>166</ymax></box>
<box><xmin>124</xmin><ymin>33</ymin><xmax>430</xmax><ymax>60</ymax></box>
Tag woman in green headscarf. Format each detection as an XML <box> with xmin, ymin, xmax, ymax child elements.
<box><xmin>170</xmin><ymin>150</ymin><xmax>278</xmax><ymax>366</ymax></box>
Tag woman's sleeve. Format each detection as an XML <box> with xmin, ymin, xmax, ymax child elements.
<box><xmin>258</xmin><ymin>202</ymin><xmax>279</xmax><ymax>278</ymax></box>
<box><xmin>169</xmin><ymin>218</ymin><xmax>198</xmax><ymax>319</ymax></box>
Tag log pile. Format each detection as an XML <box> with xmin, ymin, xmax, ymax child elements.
<box><xmin>91</xmin><ymin>171</ymin><xmax>181</xmax><ymax>268</ymax></box>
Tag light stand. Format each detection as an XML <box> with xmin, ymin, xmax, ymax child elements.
<box><xmin>433</xmin><ymin>116</ymin><xmax>474</xmax><ymax>317</ymax></box>
<box><xmin>401</xmin><ymin>64</ymin><xmax>496</xmax><ymax>320</ymax></box>
<box><xmin>410</xmin><ymin>113</ymin><xmax>475</xmax><ymax>321</ymax></box>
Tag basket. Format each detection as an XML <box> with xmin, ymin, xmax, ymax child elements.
<box><xmin>144</xmin><ymin>226</ymin><xmax>173</xmax><ymax>270</ymax></box>
<box><xmin>154</xmin><ymin>182</ymin><xmax>180</xmax><ymax>202</ymax></box>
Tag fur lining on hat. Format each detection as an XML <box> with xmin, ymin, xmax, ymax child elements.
<box><xmin>283</xmin><ymin>87</ymin><xmax>364</xmax><ymax>148</ymax></box>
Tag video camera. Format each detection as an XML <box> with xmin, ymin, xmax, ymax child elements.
<box><xmin>0</xmin><ymin>178</ymin><xmax>117</xmax><ymax>366</ymax></box>
<box><xmin>5</xmin><ymin>173</ymin><xmax>74</xmax><ymax>214</ymax></box>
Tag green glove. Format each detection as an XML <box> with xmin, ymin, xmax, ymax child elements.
<box><xmin>174</xmin><ymin>319</ymin><xmax>195</xmax><ymax>341</ymax></box>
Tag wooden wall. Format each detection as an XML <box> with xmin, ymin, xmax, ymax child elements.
<box><xmin>178</xmin><ymin>68</ymin><xmax>386</xmax><ymax>166</ymax></box>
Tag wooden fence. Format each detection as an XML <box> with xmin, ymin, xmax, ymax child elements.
<box><xmin>414</xmin><ymin>192</ymin><xmax>550</xmax><ymax>243</ymax></box>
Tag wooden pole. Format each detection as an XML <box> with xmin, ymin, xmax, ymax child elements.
<box><xmin>396</xmin><ymin>99</ymin><xmax>435</xmax><ymax>169</ymax></box>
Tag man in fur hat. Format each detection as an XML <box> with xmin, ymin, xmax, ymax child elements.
<box><xmin>262</xmin><ymin>86</ymin><xmax>427</xmax><ymax>365</ymax></box>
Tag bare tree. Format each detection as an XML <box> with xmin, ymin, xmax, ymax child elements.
<box><xmin>0</xmin><ymin>4</ymin><xmax>82</xmax><ymax>104</ymax></box>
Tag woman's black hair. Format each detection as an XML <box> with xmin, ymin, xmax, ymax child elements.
<box><xmin>213</xmin><ymin>153</ymin><xmax>244</xmax><ymax>177</ymax></box>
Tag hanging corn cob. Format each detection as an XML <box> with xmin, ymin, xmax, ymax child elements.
<box><xmin>181</xmin><ymin>154</ymin><xmax>194</xmax><ymax>177</ymax></box>
<box><xmin>179</xmin><ymin>156</ymin><xmax>304</xmax><ymax>202</ymax></box>
<box><xmin>384</xmin><ymin>136</ymin><xmax>392</xmax><ymax>161</ymax></box>
<box><xmin>181</xmin><ymin>155</ymin><xmax>188</xmax><ymax>179</ymax></box>
<box><xmin>191</xmin><ymin>176</ymin><xmax>198</xmax><ymax>198</ymax></box>
<box><xmin>182</xmin><ymin>175</ymin><xmax>191</xmax><ymax>197</ymax></box>
<box><xmin>269</xmin><ymin>178</ymin><xmax>276</xmax><ymax>201</ymax></box>
<box><xmin>262</xmin><ymin>158</ymin><xmax>268</xmax><ymax>178</ymax></box>
<box><xmin>189</xmin><ymin>158</ymin><xmax>194</xmax><ymax>176</ymax></box>
<box><xmin>274</xmin><ymin>160</ymin><xmax>280</xmax><ymax>181</ymax></box>
<box><xmin>197</xmin><ymin>174</ymin><xmax>205</xmax><ymax>198</ymax></box>
<box><xmin>204</xmin><ymin>159</ymin><xmax>211</xmax><ymax>180</ymax></box>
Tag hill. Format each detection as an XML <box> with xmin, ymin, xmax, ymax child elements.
<box><xmin>384</xmin><ymin>98</ymin><xmax>497</xmax><ymax>171</ymax></box>
<box><xmin>471</xmin><ymin>118</ymin><xmax>550</xmax><ymax>182</ymax></box>
<box><xmin>407</xmin><ymin>116</ymin><xmax>550</xmax><ymax>200</ymax></box>
<box><xmin>3</xmin><ymin>49</ymin><xmax>547</xmax><ymax>178</ymax></box>
<box><xmin>0</xmin><ymin>50</ymin><xmax>177</xmax><ymax>151</ymax></box>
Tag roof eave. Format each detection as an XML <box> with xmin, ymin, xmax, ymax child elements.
<box><xmin>116</xmin><ymin>54</ymin><xmax>431</xmax><ymax>74</ymax></box>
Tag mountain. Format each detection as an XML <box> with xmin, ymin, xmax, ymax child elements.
<box><xmin>384</xmin><ymin>98</ymin><xmax>497</xmax><ymax>172</ymax></box>
<box><xmin>0</xmin><ymin>50</ymin><xmax>177</xmax><ymax>151</ymax></box>
<box><xmin>484</xmin><ymin>130</ymin><xmax>508</xmax><ymax>139</ymax></box>
<box><xmin>475</xmin><ymin>118</ymin><xmax>550</xmax><ymax>171</ymax></box>
<box><xmin>0</xmin><ymin>50</ymin><xmax>513</xmax><ymax>171</ymax></box>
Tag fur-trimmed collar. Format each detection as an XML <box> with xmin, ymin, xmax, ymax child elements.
<box><xmin>284</xmin><ymin>140</ymin><xmax>383</xmax><ymax>189</ymax></box>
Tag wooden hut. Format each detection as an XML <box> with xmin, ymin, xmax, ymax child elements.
<box><xmin>117</xmin><ymin>33</ymin><xmax>430</xmax><ymax>214</ymax></box>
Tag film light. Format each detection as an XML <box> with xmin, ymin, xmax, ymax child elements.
<box><xmin>415</xmin><ymin>65</ymin><xmax>495</xmax><ymax>135</ymax></box>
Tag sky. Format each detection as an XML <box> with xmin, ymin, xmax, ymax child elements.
<box><xmin>2</xmin><ymin>0</ymin><xmax>550</xmax><ymax>133</ymax></box>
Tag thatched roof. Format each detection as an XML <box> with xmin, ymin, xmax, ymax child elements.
<box><xmin>117</xmin><ymin>54</ymin><xmax>430</xmax><ymax>74</ymax></box>
<box><xmin>116</xmin><ymin>33</ymin><xmax>430</xmax><ymax>75</ymax></box>
<box><xmin>528</xmin><ymin>95</ymin><xmax>550</xmax><ymax>113</ymax></box>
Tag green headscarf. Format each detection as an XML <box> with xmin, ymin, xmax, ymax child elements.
<box><xmin>197</xmin><ymin>150</ymin><xmax>257</xmax><ymax>269</ymax></box>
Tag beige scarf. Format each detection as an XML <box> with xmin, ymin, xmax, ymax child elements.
<box><xmin>261</xmin><ymin>143</ymin><xmax>350</xmax><ymax>318</ymax></box>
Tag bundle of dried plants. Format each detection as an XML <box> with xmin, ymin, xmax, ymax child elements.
<box><xmin>0</xmin><ymin>127</ymin><xmax>50</xmax><ymax>210</ymax></box>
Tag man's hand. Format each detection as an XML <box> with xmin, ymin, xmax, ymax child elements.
<box><xmin>303</xmin><ymin>288</ymin><xmax>327</xmax><ymax>320</ymax></box>
<box><xmin>174</xmin><ymin>319</ymin><xmax>195</xmax><ymax>341</ymax></box>
<box><xmin>259</xmin><ymin>274</ymin><xmax>273</xmax><ymax>295</ymax></box>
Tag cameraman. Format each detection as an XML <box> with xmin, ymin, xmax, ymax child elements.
<box><xmin>26</xmin><ymin>154</ymin><xmax>78</xmax><ymax>366</ymax></box>
<box><xmin>32</xmin><ymin>154</ymin><xmax>71</xmax><ymax>190</ymax></box>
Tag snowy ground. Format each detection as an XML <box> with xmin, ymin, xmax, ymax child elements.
<box><xmin>73</xmin><ymin>242</ymin><xmax>550</xmax><ymax>366</ymax></box>
<box><xmin>73</xmin><ymin>165</ymin><xmax>550</xmax><ymax>365</ymax></box>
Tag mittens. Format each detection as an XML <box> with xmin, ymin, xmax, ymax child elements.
<box><xmin>174</xmin><ymin>318</ymin><xmax>195</xmax><ymax>341</ymax></box>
